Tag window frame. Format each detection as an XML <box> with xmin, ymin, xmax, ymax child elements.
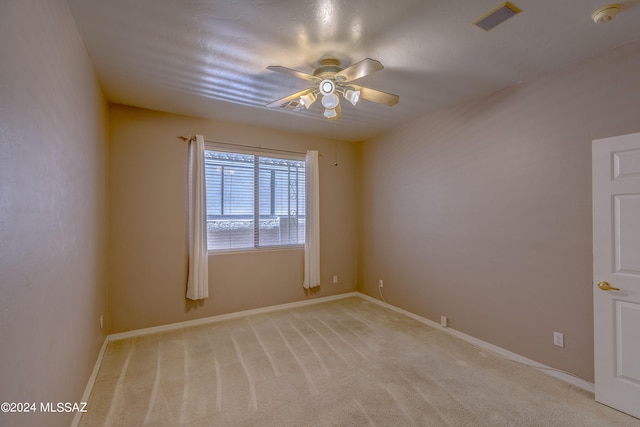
<box><xmin>204</xmin><ymin>142</ymin><xmax>306</xmax><ymax>254</ymax></box>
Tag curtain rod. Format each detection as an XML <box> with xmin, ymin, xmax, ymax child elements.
<box><xmin>177</xmin><ymin>136</ymin><xmax>320</xmax><ymax>156</ymax></box>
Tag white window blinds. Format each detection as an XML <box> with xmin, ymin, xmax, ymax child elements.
<box><xmin>204</xmin><ymin>149</ymin><xmax>305</xmax><ymax>251</ymax></box>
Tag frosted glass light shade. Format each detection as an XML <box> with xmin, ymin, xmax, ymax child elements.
<box><xmin>322</xmin><ymin>93</ymin><xmax>339</xmax><ymax>109</ymax></box>
<box><xmin>300</xmin><ymin>92</ymin><xmax>317</xmax><ymax>109</ymax></box>
<box><xmin>344</xmin><ymin>88</ymin><xmax>360</xmax><ymax>106</ymax></box>
<box><xmin>323</xmin><ymin>108</ymin><xmax>337</xmax><ymax>118</ymax></box>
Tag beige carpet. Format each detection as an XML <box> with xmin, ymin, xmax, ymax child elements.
<box><xmin>79</xmin><ymin>297</ymin><xmax>640</xmax><ymax>426</ymax></box>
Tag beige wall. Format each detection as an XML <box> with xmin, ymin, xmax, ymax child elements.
<box><xmin>358</xmin><ymin>40</ymin><xmax>640</xmax><ymax>382</ymax></box>
<box><xmin>0</xmin><ymin>1</ymin><xmax>108</xmax><ymax>426</ymax></box>
<box><xmin>108</xmin><ymin>105</ymin><xmax>358</xmax><ymax>333</ymax></box>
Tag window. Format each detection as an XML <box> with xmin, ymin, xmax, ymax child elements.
<box><xmin>204</xmin><ymin>148</ymin><xmax>305</xmax><ymax>251</ymax></box>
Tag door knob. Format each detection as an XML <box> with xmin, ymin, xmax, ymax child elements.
<box><xmin>597</xmin><ymin>281</ymin><xmax>620</xmax><ymax>291</ymax></box>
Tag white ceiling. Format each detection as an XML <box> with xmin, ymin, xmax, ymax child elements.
<box><xmin>67</xmin><ymin>0</ymin><xmax>640</xmax><ymax>141</ymax></box>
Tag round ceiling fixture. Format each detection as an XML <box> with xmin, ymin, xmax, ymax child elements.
<box><xmin>319</xmin><ymin>79</ymin><xmax>335</xmax><ymax>96</ymax></box>
<box><xmin>591</xmin><ymin>4</ymin><xmax>621</xmax><ymax>24</ymax></box>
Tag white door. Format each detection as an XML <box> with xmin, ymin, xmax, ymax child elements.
<box><xmin>593</xmin><ymin>131</ymin><xmax>640</xmax><ymax>419</ymax></box>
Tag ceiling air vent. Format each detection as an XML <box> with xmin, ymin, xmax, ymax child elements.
<box><xmin>473</xmin><ymin>2</ymin><xmax>521</xmax><ymax>31</ymax></box>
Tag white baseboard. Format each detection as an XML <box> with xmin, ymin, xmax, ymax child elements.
<box><xmin>71</xmin><ymin>336</ymin><xmax>109</xmax><ymax>427</ymax></box>
<box><xmin>109</xmin><ymin>292</ymin><xmax>359</xmax><ymax>341</ymax></box>
<box><xmin>356</xmin><ymin>292</ymin><xmax>594</xmax><ymax>393</ymax></box>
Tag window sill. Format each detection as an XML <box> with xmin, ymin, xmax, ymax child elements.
<box><xmin>208</xmin><ymin>245</ymin><xmax>304</xmax><ymax>256</ymax></box>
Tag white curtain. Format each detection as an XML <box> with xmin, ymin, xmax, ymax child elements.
<box><xmin>186</xmin><ymin>134</ymin><xmax>209</xmax><ymax>300</ymax></box>
<box><xmin>303</xmin><ymin>150</ymin><xmax>320</xmax><ymax>289</ymax></box>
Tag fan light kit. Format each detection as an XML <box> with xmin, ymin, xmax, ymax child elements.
<box><xmin>591</xmin><ymin>4</ymin><xmax>621</xmax><ymax>24</ymax></box>
<box><xmin>266</xmin><ymin>57</ymin><xmax>399</xmax><ymax>120</ymax></box>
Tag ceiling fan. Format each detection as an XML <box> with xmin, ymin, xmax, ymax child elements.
<box><xmin>266</xmin><ymin>57</ymin><xmax>399</xmax><ymax>120</ymax></box>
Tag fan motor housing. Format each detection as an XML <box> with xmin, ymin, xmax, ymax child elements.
<box><xmin>313</xmin><ymin>58</ymin><xmax>343</xmax><ymax>79</ymax></box>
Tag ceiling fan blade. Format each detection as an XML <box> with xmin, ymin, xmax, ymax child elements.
<box><xmin>266</xmin><ymin>88</ymin><xmax>315</xmax><ymax>108</ymax></box>
<box><xmin>266</xmin><ymin>65</ymin><xmax>318</xmax><ymax>82</ymax></box>
<box><xmin>351</xmin><ymin>85</ymin><xmax>399</xmax><ymax>106</ymax></box>
<box><xmin>335</xmin><ymin>58</ymin><xmax>384</xmax><ymax>83</ymax></box>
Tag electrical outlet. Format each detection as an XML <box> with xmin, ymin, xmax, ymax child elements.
<box><xmin>378</xmin><ymin>279</ymin><xmax>384</xmax><ymax>288</ymax></box>
<box><xmin>553</xmin><ymin>332</ymin><xmax>564</xmax><ymax>348</ymax></box>
<box><xmin>440</xmin><ymin>316</ymin><xmax>448</xmax><ymax>327</ymax></box>
<box><xmin>332</xmin><ymin>275</ymin><xmax>338</xmax><ymax>284</ymax></box>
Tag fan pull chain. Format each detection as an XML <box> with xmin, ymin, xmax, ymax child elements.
<box><xmin>334</xmin><ymin>120</ymin><xmax>338</xmax><ymax>167</ymax></box>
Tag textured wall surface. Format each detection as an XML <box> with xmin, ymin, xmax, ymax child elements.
<box><xmin>0</xmin><ymin>1</ymin><xmax>108</xmax><ymax>426</ymax></box>
<box><xmin>358</xmin><ymin>40</ymin><xmax>640</xmax><ymax>382</ymax></box>
<box><xmin>108</xmin><ymin>105</ymin><xmax>358</xmax><ymax>333</ymax></box>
